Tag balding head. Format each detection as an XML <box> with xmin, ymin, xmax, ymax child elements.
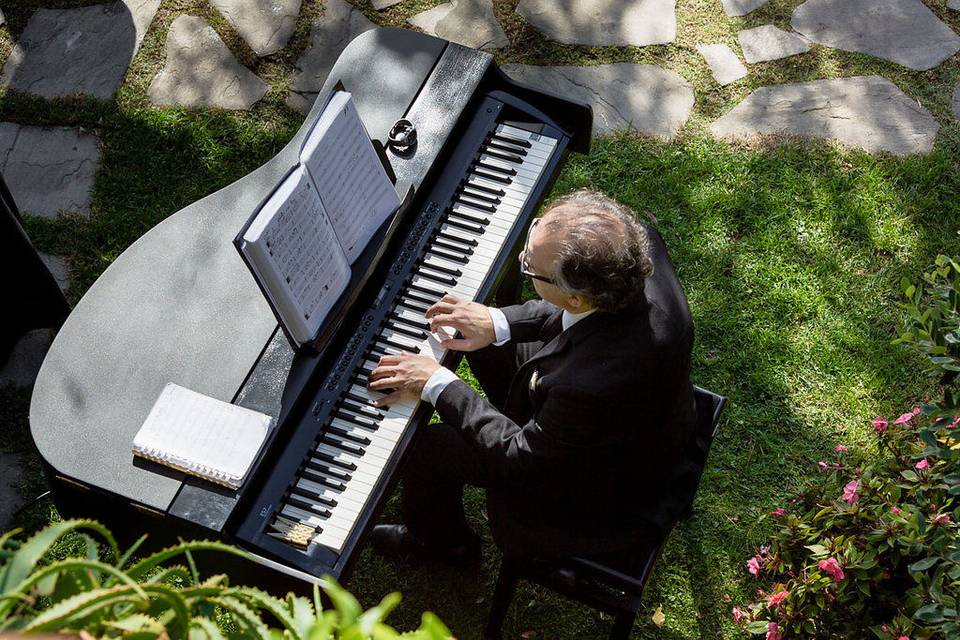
<box><xmin>539</xmin><ymin>190</ymin><xmax>654</xmax><ymax>312</ymax></box>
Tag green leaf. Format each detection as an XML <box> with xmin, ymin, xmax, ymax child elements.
<box><xmin>322</xmin><ymin>577</ymin><xmax>362</xmax><ymax>625</ymax></box>
<box><xmin>804</xmin><ymin>544</ymin><xmax>829</xmax><ymax>558</ymax></box>
<box><xmin>189</xmin><ymin>616</ymin><xmax>226</xmax><ymax>640</ymax></box>
<box><xmin>225</xmin><ymin>586</ymin><xmax>300</xmax><ymax>640</ymax></box>
<box><xmin>208</xmin><ymin>595</ymin><xmax>272</xmax><ymax>640</ymax></box>
<box><xmin>745</xmin><ymin>620</ymin><xmax>771</xmax><ymax>634</ymax></box>
<box><xmin>902</xmin><ymin>470</ymin><xmax>920</xmax><ymax>482</ymax></box>
<box><xmin>288</xmin><ymin>593</ymin><xmax>317</xmax><ymax>638</ymax></box>
<box><xmin>25</xmin><ymin>584</ymin><xmax>147</xmax><ymax>631</ymax></box>
<box><xmin>125</xmin><ymin>540</ymin><xmax>250</xmax><ymax>582</ymax></box>
<box><xmin>910</xmin><ymin>557</ymin><xmax>940</xmax><ymax>572</ymax></box>
<box><xmin>357</xmin><ymin>592</ymin><xmax>401</xmax><ymax>636</ymax></box>
<box><xmin>915</xmin><ymin>603</ymin><xmax>946</xmax><ymax>623</ymax></box>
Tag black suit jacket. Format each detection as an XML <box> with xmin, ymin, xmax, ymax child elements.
<box><xmin>435</xmin><ymin>226</ymin><xmax>697</xmax><ymax>558</ymax></box>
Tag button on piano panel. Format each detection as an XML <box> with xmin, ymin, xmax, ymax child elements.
<box><xmin>267</xmin><ymin>122</ymin><xmax>559</xmax><ymax>554</ymax></box>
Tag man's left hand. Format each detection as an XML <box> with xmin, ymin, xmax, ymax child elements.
<box><xmin>368</xmin><ymin>354</ymin><xmax>441</xmax><ymax>407</ymax></box>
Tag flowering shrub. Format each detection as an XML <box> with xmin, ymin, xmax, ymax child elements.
<box><xmin>732</xmin><ymin>256</ymin><xmax>960</xmax><ymax>640</ymax></box>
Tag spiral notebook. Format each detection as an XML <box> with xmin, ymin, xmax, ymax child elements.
<box><xmin>132</xmin><ymin>383</ymin><xmax>274</xmax><ymax>490</ymax></box>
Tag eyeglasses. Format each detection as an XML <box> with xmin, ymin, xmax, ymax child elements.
<box><xmin>519</xmin><ymin>219</ymin><xmax>556</xmax><ymax>285</ymax></box>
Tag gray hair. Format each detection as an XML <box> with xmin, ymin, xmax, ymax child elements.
<box><xmin>540</xmin><ymin>190</ymin><xmax>654</xmax><ymax>312</ymax></box>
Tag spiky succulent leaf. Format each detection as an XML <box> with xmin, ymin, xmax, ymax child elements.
<box><xmin>208</xmin><ymin>595</ymin><xmax>271</xmax><ymax>640</ymax></box>
<box><xmin>320</xmin><ymin>577</ymin><xmax>361</xmax><ymax>625</ymax></box>
<box><xmin>224</xmin><ymin>587</ymin><xmax>299</xmax><ymax>639</ymax></box>
<box><xmin>188</xmin><ymin>616</ymin><xmax>225</xmax><ymax>640</ymax></box>
<box><xmin>126</xmin><ymin>542</ymin><xmax>249</xmax><ymax>583</ymax></box>
<box><xmin>356</xmin><ymin>592</ymin><xmax>401</xmax><ymax>637</ymax></box>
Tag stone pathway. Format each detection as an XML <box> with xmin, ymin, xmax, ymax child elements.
<box><xmin>697</xmin><ymin>44</ymin><xmax>748</xmax><ymax>86</ymax></box>
<box><xmin>287</xmin><ymin>0</ymin><xmax>375</xmax><ymax>114</ymax></box>
<box><xmin>738</xmin><ymin>26</ymin><xmax>810</xmax><ymax>64</ymax></box>
<box><xmin>39</xmin><ymin>253</ymin><xmax>70</xmax><ymax>293</ymax></box>
<box><xmin>210</xmin><ymin>0</ymin><xmax>301</xmax><ymax>57</ymax></box>
<box><xmin>721</xmin><ymin>0</ymin><xmax>770</xmax><ymax>17</ymax></box>
<box><xmin>148</xmin><ymin>16</ymin><xmax>268</xmax><ymax>110</ymax></box>
<box><xmin>503</xmin><ymin>64</ymin><xmax>694</xmax><ymax>139</ymax></box>
<box><xmin>0</xmin><ymin>124</ymin><xmax>100</xmax><ymax>218</ymax></box>
<box><xmin>516</xmin><ymin>0</ymin><xmax>676</xmax><ymax>47</ymax></box>
<box><xmin>1</xmin><ymin>0</ymin><xmax>160</xmax><ymax>99</ymax></box>
<box><xmin>950</xmin><ymin>0</ymin><xmax>960</xmax><ymax>11</ymax></box>
<box><xmin>710</xmin><ymin>76</ymin><xmax>939</xmax><ymax>156</ymax></box>
<box><xmin>409</xmin><ymin>0</ymin><xmax>508</xmax><ymax>50</ymax></box>
<box><xmin>791</xmin><ymin>0</ymin><xmax>960</xmax><ymax>71</ymax></box>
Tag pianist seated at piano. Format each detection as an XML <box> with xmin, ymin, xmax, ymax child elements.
<box><xmin>366</xmin><ymin>189</ymin><xmax>699</xmax><ymax>567</ymax></box>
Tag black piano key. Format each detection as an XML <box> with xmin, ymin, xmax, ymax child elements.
<box><xmin>319</xmin><ymin>435</ymin><xmax>365</xmax><ymax>457</ymax></box>
<box><xmin>338</xmin><ymin>399</ymin><xmax>382</xmax><ymax>417</ymax></box>
<box><xmin>428</xmin><ymin>238</ymin><xmax>473</xmax><ymax>257</ymax></box>
<box><xmin>304</xmin><ymin>459</ymin><xmax>352</xmax><ymax>481</ymax></box>
<box><xmin>328</xmin><ymin>426</ymin><xmax>371</xmax><ymax>446</ymax></box>
<box><xmin>315</xmin><ymin>450</ymin><xmax>357</xmax><ymax>472</ymax></box>
<box><xmin>476</xmin><ymin>161</ymin><xmax>517</xmax><ymax>177</ymax></box>
<box><xmin>385</xmin><ymin>321</ymin><xmax>429</xmax><ymax>339</ymax></box>
<box><xmin>408</xmin><ymin>281</ymin><xmax>449</xmax><ymax>298</ymax></box>
<box><xmin>448</xmin><ymin>209</ymin><xmax>490</xmax><ymax>225</ymax></box>
<box><xmin>398</xmin><ymin>298</ymin><xmax>431</xmax><ymax>313</ymax></box>
<box><xmin>376</xmin><ymin>337</ymin><xmax>421</xmax><ymax>353</ymax></box>
<box><xmin>286</xmin><ymin>496</ymin><xmax>333</xmax><ymax>518</ymax></box>
<box><xmin>454</xmin><ymin>196</ymin><xmax>497</xmax><ymax>213</ymax></box>
<box><xmin>335</xmin><ymin>411</ymin><xmax>380</xmax><ymax>430</ymax></box>
<box><xmin>414</xmin><ymin>270</ymin><xmax>459</xmax><ymax>286</ymax></box>
<box><xmin>290</xmin><ymin>485</ymin><xmax>337</xmax><ymax>508</ymax></box>
<box><xmin>367</xmin><ymin>343</ymin><xmax>398</xmax><ymax>358</ymax></box>
<box><xmin>486</xmin><ymin>140</ymin><xmax>527</xmax><ymax>156</ymax></box>
<box><xmin>357</xmin><ymin>366</ymin><xmax>375</xmax><ymax>378</ymax></box>
<box><xmin>388</xmin><ymin>312</ymin><xmax>431</xmax><ymax>331</ymax></box>
<box><xmin>426</xmin><ymin>248</ymin><xmax>469</xmax><ymax>265</ymax></box>
<box><xmin>464</xmin><ymin>181</ymin><xmax>505</xmax><ymax>197</ymax></box>
<box><xmin>458</xmin><ymin>187</ymin><xmax>500</xmax><ymax>205</ymax></box>
<box><xmin>300</xmin><ymin>467</ymin><xmax>348</xmax><ymax>491</ymax></box>
<box><xmin>418</xmin><ymin>261</ymin><xmax>462</xmax><ymax>279</ymax></box>
<box><xmin>436</xmin><ymin>231</ymin><xmax>479</xmax><ymax>247</ymax></box>
<box><xmin>472</xmin><ymin>169</ymin><xmax>511</xmax><ymax>185</ymax></box>
<box><xmin>492</xmin><ymin>133</ymin><xmax>532</xmax><ymax>148</ymax></box>
<box><xmin>444</xmin><ymin>219</ymin><xmax>485</xmax><ymax>235</ymax></box>
<box><xmin>483</xmin><ymin>149</ymin><xmax>524</xmax><ymax>164</ymax></box>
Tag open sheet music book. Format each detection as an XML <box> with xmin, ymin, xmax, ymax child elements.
<box><xmin>237</xmin><ymin>91</ymin><xmax>401</xmax><ymax>347</ymax></box>
<box><xmin>133</xmin><ymin>383</ymin><xmax>274</xmax><ymax>490</ymax></box>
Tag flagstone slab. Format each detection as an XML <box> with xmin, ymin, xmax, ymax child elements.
<box><xmin>503</xmin><ymin>63</ymin><xmax>694</xmax><ymax>139</ymax></box>
<box><xmin>0</xmin><ymin>123</ymin><xmax>100</xmax><ymax>218</ymax></box>
<box><xmin>791</xmin><ymin>0</ymin><xmax>960</xmax><ymax>71</ymax></box>
<box><xmin>372</xmin><ymin>0</ymin><xmax>403</xmax><ymax>8</ymax></box>
<box><xmin>516</xmin><ymin>0</ymin><xmax>676</xmax><ymax>47</ymax></box>
<box><xmin>0</xmin><ymin>0</ymin><xmax>160</xmax><ymax>99</ymax></box>
<box><xmin>721</xmin><ymin>0</ymin><xmax>770</xmax><ymax>16</ymax></box>
<box><xmin>39</xmin><ymin>253</ymin><xmax>70</xmax><ymax>294</ymax></box>
<box><xmin>0</xmin><ymin>9</ymin><xmax>5</xmax><ymax>25</ymax></box>
<box><xmin>210</xmin><ymin>0</ymin><xmax>302</xmax><ymax>57</ymax></box>
<box><xmin>409</xmin><ymin>0</ymin><xmax>508</xmax><ymax>50</ymax></box>
<box><xmin>950</xmin><ymin>0</ymin><xmax>960</xmax><ymax>11</ymax></box>
<box><xmin>287</xmin><ymin>0</ymin><xmax>375</xmax><ymax>113</ymax></box>
<box><xmin>710</xmin><ymin>76</ymin><xmax>939</xmax><ymax>156</ymax></box>
<box><xmin>739</xmin><ymin>25</ymin><xmax>810</xmax><ymax>63</ymax></box>
<box><xmin>148</xmin><ymin>16</ymin><xmax>268</xmax><ymax>110</ymax></box>
<box><xmin>697</xmin><ymin>43</ymin><xmax>748</xmax><ymax>86</ymax></box>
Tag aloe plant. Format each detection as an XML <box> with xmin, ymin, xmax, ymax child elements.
<box><xmin>0</xmin><ymin>520</ymin><xmax>450</xmax><ymax>639</ymax></box>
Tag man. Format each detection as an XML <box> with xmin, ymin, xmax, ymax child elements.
<box><xmin>367</xmin><ymin>189</ymin><xmax>697</xmax><ymax>565</ymax></box>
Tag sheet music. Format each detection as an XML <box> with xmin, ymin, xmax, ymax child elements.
<box><xmin>300</xmin><ymin>92</ymin><xmax>400</xmax><ymax>263</ymax></box>
<box><xmin>132</xmin><ymin>383</ymin><xmax>273</xmax><ymax>489</ymax></box>
<box><xmin>243</xmin><ymin>167</ymin><xmax>351</xmax><ymax>344</ymax></box>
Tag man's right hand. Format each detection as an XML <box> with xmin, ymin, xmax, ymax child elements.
<box><xmin>425</xmin><ymin>294</ymin><xmax>496</xmax><ymax>352</ymax></box>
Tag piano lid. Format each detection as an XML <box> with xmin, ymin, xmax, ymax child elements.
<box><xmin>29</xmin><ymin>29</ymin><xmax>468</xmax><ymax>513</ymax></box>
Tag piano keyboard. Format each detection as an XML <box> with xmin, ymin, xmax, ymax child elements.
<box><xmin>268</xmin><ymin>124</ymin><xmax>559</xmax><ymax>552</ymax></box>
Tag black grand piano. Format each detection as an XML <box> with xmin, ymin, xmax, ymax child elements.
<box><xmin>29</xmin><ymin>28</ymin><xmax>591</xmax><ymax>588</ymax></box>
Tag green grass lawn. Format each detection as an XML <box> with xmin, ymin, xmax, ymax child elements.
<box><xmin>3</xmin><ymin>0</ymin><xmax>960</xmax><ymax>638</ymax></box>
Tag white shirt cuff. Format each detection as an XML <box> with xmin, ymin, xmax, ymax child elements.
<box><xmin>421</xmin><ymin>366</ymin><xmax>460</xmax><ymax>405</ymax></box>
<box><xmin>489</xmin><ymin>307</ymin><xmax>512</xmax><ymax>346</ymax></box>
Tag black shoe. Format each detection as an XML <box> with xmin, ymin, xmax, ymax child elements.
<box><xmin>369</xmin><ymin>524</ymin><xmax>481</xmax><ymax>567</ymax></box>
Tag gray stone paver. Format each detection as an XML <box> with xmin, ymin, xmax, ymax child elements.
<box><xmin>0</xmin><ymin>124</ymin><xmax>100</xmax><ymax>219</ymax></box>
<box><xmin>0</xmin><ymin>453</ymin><xmax>26</xmax><ymax>531</ymax></box>
<box><xmin>39</xmin><ymin>253</ymin><xmax>70</xmax><ymax>294</ymax></box>
<box><xmin>710</xmin><ymin>76</ymin><xmax>939</xmax><ymax>156</ymax></box>
<box><xmin>516</xmin><ymin>0</ymin><xmax>676</xmax><ymax>47</ymax></box>
<box><xmin>697</xmin><ymin>44</ymin><xmax>748</xmax><ymax>86</ymax></box>
<box><xmin>950</xmin><ymin>0</ymin><xmax>960</xmax><ymax>11</ymax></box>
<box><xmin>738</xmin><ymin>25</ymin><xmax>810</xmax><ymax>63</ymax></box>
<box><xmin>409</xmin><ymin>0</ymin><xmax>508</xmax><ymax>50</ymax></box>
<box><xmin>721</xmin><ymin>0</ymin><xmax>770</xmax><ymax>17</ymax></box>
<box><xmin>210</xmin><ymin>0</ymin><xmax>302</xmax><ymax>57</ymax></box>
<box><xmin>148</xmin><ymin>16</ymin><xmax>268</xmax><ymax>110</ymax></box>
<box><xmin>287</xmin><ymin>0</ymin><xmax>375</xmax><ymax>114</ymax></box>
<box><xmin>503</xmin><ymin>63</ymin><xmax>694</xmax><ymax>139</ymax></box>
<box><xmin>0</xmin><ymin>0</ymin><xmax>160</xmax><ymax>99</ymax></box>
<box><xmin>372</xmin><ymin>0</ymin><xmax>403</xmax><ymax>8</ymax></box>
<box><xmin>0</xmin><ymin>9</ymin><xmax>5</xmax><ymax>25</ymax></box>
<box><xmin>791</xmin><ymin>0</ymin><xmax>960</xmax><ymax>71</ymax></box>
<box><xmin>0</xmin><ymin>329</ymin><xmax>57</xmax><ymax>388</ymax></box>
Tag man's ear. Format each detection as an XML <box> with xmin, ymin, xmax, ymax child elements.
<box><xmin>567</xmin><ymin>293</ymin><xmax>590</xmax><ymax>312</ymax></box>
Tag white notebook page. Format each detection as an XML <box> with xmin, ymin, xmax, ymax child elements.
<box><xmin>300</xmin><ymin>92</ymin><xmax>400</xmax><ymax>263</ymax></box>
<box><xmin>132</xmin><ymin>383</ymin><xmax>273</xmax><ymax>488</ymax></box>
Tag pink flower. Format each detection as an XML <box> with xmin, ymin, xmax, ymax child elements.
<box><xmin>899</xmin><ymin>636</ymin><xmax>910</xmax><ymax>640</ymax></box>
<box><xmin>818</xmin><ymin>557</ymin><xmax>845</xmax><ymax>581</ymax></box>
<box><xmin>770</xmin><ymin>507</ymin><xmax>786</xmax><ymax>517</ymax></box>
<box><xmin>834</xmin><ymin>444</ymin><xmax>848</xmax><ymax>452</ymax></box>
<box><xmin>842</xmin><ymin>479</ymin><xmax>860</xmax><ymax>505</ymax></box>
<box><xmin>746</xmin><ymin>556</ymin><xmax>762</xmax><ymax>576</ymax></box>
<box><xmin>933</xmin><ymin>513</ymin><xmax>952</xmax><ymax>526</ymax></box>
<box><xmin>912</xmin><ymin>405</ymin><xmax>921</xmax><ymax>415</ymax></box>
<box><xmin>891</xmin><ymin>506</ymin><xmax>903</xmax><ymax>516</ymax></box>
<box><xmin>766</xmin><ymin>622</ymin><xmax>782</xmax><ymax>640</ymax></box>
<box><xmin>915</xmin><ymin>459</ymin><xmax>929</xmax><ymax>470</ymax></box>
<box><xmin>871</xmin><ymin>416</ymin><xmax>888</xmax><ymax>433</ymax></box>
<box><xmin>893</xmin><ymin>411</ymin><xmax>915</xmax><ymax>425</ymax></box>
<box><xmin>950</xmin><ymin>416</ymin><xmax>960</xmax><ymax>429</ymax></box>
<box><xmin>766</xmin><ymin>590</ymin><xmax>788</xmax><ymax>608</ymax></box>
<box><xmin>732</xmin><ymin>607</ymin><xmax>745</xmax><ymax>622</ymax></box>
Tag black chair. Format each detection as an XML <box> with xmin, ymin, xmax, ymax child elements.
<box><xmin>483</xmin><ymin>385</ymin><xmax>726</xmax><ymax>640</ymax></box>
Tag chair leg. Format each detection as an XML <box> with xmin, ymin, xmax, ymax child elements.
<box><xmin>609</xmin><ymin>611</ymin><xmax>635</xmax><ymax>640</ymax></box>
<box><xmin>484</xmin><ymin>558</ymin><xmax>520</xmax><ymax>640</ymax></box>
